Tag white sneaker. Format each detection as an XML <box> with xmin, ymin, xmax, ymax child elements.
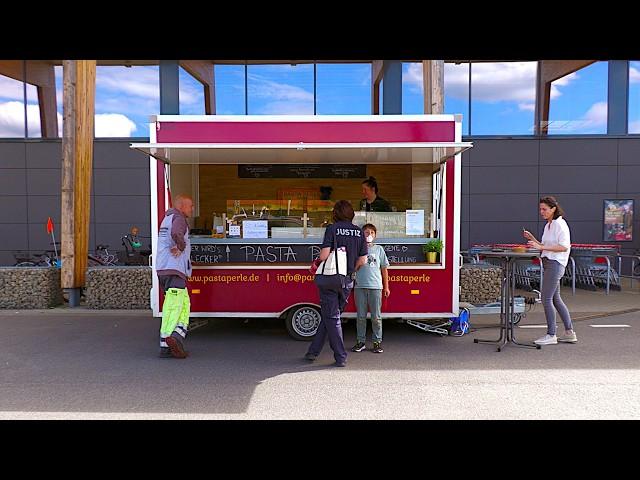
<box><xmin>534</xmin><ymin>334</ymin><xmax>558</xmax><ymax>345</ymax></box>
<box><xmin>558</xmin><ymin>331</ymin><xmax>578</xmax><ymax>343</ymax></box>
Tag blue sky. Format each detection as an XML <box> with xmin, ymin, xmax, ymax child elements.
<box><xmin>0</xmin><ymin>61</ymin><xmax>637</xmax><ymax>137</ymax></box>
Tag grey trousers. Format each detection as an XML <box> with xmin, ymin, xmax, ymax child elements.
<box><xmin>355</xmin><ymin>288</ymin><xmax>383</xmax><ymax>343</ymax></box>
<box><xmin>541</xmin><ymin>258</ymin><xmax>573</xmax><ymax>336</ymax></box>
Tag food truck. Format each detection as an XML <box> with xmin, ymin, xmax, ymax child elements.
<box><xmin>131</xmin><ymin>115</ymin><xmax>472</xmax><ymax>340</ymax></box>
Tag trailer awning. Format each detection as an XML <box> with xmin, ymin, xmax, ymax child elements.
<box><xmin>130</xmin><ymin>142</ymin><xmax>473</xmax><ymax>165</ymax></box>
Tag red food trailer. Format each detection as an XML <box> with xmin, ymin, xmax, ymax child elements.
<box><xmin>132</xmin><ymin>114</ymin><xmax>472</xmax><ymax>340</ymax></box>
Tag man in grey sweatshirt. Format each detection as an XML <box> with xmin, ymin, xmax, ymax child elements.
<box><xmin>156</xmin><ymin>195</ymin><xmax>194</xmax><ymax>358</ymax></box>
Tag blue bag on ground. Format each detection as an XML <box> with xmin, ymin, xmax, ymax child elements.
<box><xmin>450</xmin><ymin>308</ymin><xmax>470</xmax><ymax>336</ymax></box>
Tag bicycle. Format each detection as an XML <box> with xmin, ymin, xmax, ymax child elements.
<box><xmin>93</xmin><ymin>244</ymin><xmax>118</xmax><ymax>266</ymax></box>
<box><xmin>13</xmin><ymin>251</ymin><xmax>53</xmax><ymax>267</ymax></box>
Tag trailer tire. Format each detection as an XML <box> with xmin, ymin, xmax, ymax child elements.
<box><xmin>285</xmin><ymin>305</ymin><xmax>321</xmax><ymax>341</ymax></box>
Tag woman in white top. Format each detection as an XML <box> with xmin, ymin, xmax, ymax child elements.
<box><xmin>523</xmin><ymin>196</ymin><xmax>577</xmax><ymax>345</ymax></box>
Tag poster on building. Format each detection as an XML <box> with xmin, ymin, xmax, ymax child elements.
<box><xmin>603</xmin><ymin>200</ymin><xmax>634</xmax><ymax>242</ymax></box>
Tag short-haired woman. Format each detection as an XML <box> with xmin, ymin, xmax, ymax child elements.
<box><xmin>305</xmin><ymin>200</ymin><xmax>368</xmax><ymax>367</ymax></box>
<box><xmin>360</xmin><ymin>176</ymin><xmax>393</xmax><ymax>212</ymax></box>
<box><xmin>523</xmin><ymin>196</ymin><xmax>577</xmax><ymax>345</ymax></box>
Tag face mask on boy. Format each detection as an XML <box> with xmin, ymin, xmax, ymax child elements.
<box><xmin>366</xmin><ymin>235</ymin><xmax>374</xmax><ymax>243</ymax></box>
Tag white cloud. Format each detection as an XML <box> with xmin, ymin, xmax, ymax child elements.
<box><xmin>96</xmin><ymin>66</ymin><xmax>160</xmax><ymax>101</ymax></box>
<box><xmin>0</xmin><ymin>101</ymin><xmax>47</xmax><ymax>137</ymax></box>
<box><xmin>630</xmin><ymin>66</ymin><xmax>640</xmax><ymax>84</ymax></box>
<box><xmin>247</xmin><ymin>74</ymin><xmax>314</xmax><ymax>102</ymax></box>
<box><xmin>547</xmin><ymin>101</ymin><xmax>608</xmax><ymax>133</ymax></box>
<box><xmin>404</xmin><ymin>62</ymin><xmax>583</xmax><ymax>104</ymax></box>
<box><xmin>94</xmin><ymin>113</ymin><xmax>137</xmax><ymax>137</ymax></box>
<box><xmin>1</xmin><ymin>101</ymin><xmax>136</xmax><ymax>137</ymax></box>
<box><xmin>518</xmin><ymin>103</ymin><xmax>536</xmax><ymax>112</ymax></box>
<box><xmin>629</xmin><ymin>120</ymin><xmax>640</xmax><ymax>134</ymax></box>
<box><xmin>404</xmin><ymin>62</ymin><xmax>538</xmax><ymax>103</ymax></box>
<box><xmin>582</xmin><ymin>101</ymin><xmax>608</xmax><ymax>127</ymax></box>
<box><xmin>257</xmin><ymin>101</ymin><xmax>314</xmax><ymax>115</ymax></box>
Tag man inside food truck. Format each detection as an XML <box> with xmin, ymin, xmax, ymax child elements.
<box><xmin>156</xmin><ymin>194</ymin><xmax>194</xmax><ymax>359</ymax></box>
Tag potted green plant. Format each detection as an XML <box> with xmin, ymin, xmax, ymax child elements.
<box><xmin>423</xmin><ymin>239</ymin><xmax>443</xmax><ymax>263</ymax></box>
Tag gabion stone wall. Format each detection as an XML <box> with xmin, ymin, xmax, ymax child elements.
<box><xmin>0</xmin><ymin>267</ymin><xmax>64</xmax><ymax>309</ymax></box>
<box><xmin>85</xmin><ymin>267</ymin><xmax>152</xmax><ymax>309</ymax></box>
<box><xmin>460</xmin><ymin>264</ymin><xmax>502</xmax><ymax>304</ymax></box>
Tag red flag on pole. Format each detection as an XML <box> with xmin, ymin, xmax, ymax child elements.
<box><xmin>47</xmin><ymin>217</ymin><xmax>54</xmax><ymax>234</ymax></box>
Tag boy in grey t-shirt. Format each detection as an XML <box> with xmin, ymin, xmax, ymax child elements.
<box><xmin>352</xmin><ymin>224</ymin><xmax>390</xmax><ymax>353</ymax></box>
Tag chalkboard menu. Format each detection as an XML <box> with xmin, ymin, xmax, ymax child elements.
<box><xmin>239</xmin><ymin>164</ymin><xmax>366</xmax><ymax>179</ymax></box>
<box><xmin>191</xmin><ymin>242</ymin><xmax>426</xmax><ymax>265</ymax></box>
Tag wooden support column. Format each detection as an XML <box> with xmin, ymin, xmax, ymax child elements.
<box><xmin>37</xmin><ymin>65</ymin><xmax>59</xmax><ymax>137</ymax></box>
<box><xmin>411</xmin><ymin>61</ymin><xmax>444</xmax><ymax>235</ymax></box>
<box><xmin>180</xmin><ymin>60</ymin><xmax>216</xmax><ymax>114</ymax></box>
<box><xmin>371</xmin><ymin>60</ymin><xmax>384</xmax><ymax>115</ymax></box>
<box><xmin>61</xmin><ymin>60</ymin><xmax>96</xmax><ymax>304</ymax></box>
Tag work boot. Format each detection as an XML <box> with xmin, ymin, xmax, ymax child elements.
<box><xmin>158</xmin><ymin>347</ymin><xmax>172</xmax><ymax>358</ymax></box>
<box><xmin>166</xmin><ymin>332</ymin><xmax>188</xmax><ymax>358</ymax></box>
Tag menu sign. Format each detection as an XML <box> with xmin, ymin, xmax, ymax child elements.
<box><xmin>239</xmin><ymin>164</ymin><xmax>366</xmax><ymax>179</ymax></box>
<box><xmin>191</xmin><ymin>242</ymin><xmax>426</xmax><ymax>265</ymax></box>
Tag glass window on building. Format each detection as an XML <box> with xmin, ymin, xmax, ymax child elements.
<box><xmin>95</xmin><ymin>64</ymin><xmax>159</xmax><ymax>137</ymax></box>
<box><xmin>316</xmin><ymin>63</ymin><xmax>371</xmax><ymax>114</ymax></box>
<box><xmin>247</xmin><ymin>64</ymin><xmax>314</xmax><ymax>115</ymax></box>
<box><xmin>402</xmin><ymin>62</ymin><xmax>423</xmax><ymax>114</ymax></box>
<box><xmin>470</xmin><ymin>61</ymin><xmax>537</xmax><ymax>135</ymax></box>
<box><xmin>0</xmin><ymin>61</ymin><xmax>26</xmax><ymax>138</ymax></box>
<box><xmin>629</xmin><ymin>61</ymin><xmax>640</xmax><ymax>134</ymax></box>
<box><xmin>548</xmin><ymin>61</ymin><xmax>608</xmax><ymax>135</ymax></box>
<box><xmin>179</xmin><ymin>66</ymin><xmax>205</xmax><ymax>115</ymax></box>
<box><xmin>214</xmin><ymin>64</ymin><xmax>246</xmax><ymax>115</ymax></box>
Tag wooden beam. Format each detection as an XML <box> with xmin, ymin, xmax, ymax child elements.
<box><xmin>371</xmin><ymin>61</ymin><xmax>384</xmax><ymax>115</ymax></box>
<box><xmin>37</xmin><ymin>64</ymin><xmax>59</xmax><ymax>137</ymax></box>
<box><xmin>179</xmin><ymin>60</ymin><xmax>216</xmax><ymax>114</ymax></box>
<box><xmin>535</xmin><ymin>60</ymin><xmax>596</xmax><ymax>135</ymax></box>
<box><xmin>61</xmin><ymin>60</ymin><xmax>96</xmax><ymax>292</ymax></box>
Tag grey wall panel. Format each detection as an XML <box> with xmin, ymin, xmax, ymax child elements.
<box><xmin>460</xmin><ymin>222</ymin><xmax>469</xmax><ymax>250</ymax></box>
<box><xmin>539</xmin><ymin>166</ymin><xmax>617</xmax><ymax>193</ymax></box>
<box><xmin>94</xmin><ymin>196</ymin><xmax>151</xmax><ymax>224</ymax></box>
<box><xmin>25</xmin><ymin>141</ymin><xmax>62</xmax><ymax>168</ymax></box>
<box><xmin>565</xmin><ymin>221</ymin><xmax>605</xmax><ymax>244</ymax></box>
<box><xmin>27</xmin><ymin>169</ymin><xmax>61</xmax><ymax>196</ymax></box>
<box><xmin>27</xmin><ymin>195</ymin><xmax>62</xmax><ymax>224</ymax></box>
<box><xmin>0</xmin><ymin>251</ymin><xmax>15</xmax><ymax>266</ymax></box>
<box><xmin>469</xmin><ymin>194</ymin><xmax>539</xmax><ymax>222</ymax></box>
<box><xmin>461</xmin><ymin>195</ymin><xmax>469</xmax><ymax>222</ymax></box>
<box><xmin>461</xmin><ymin>165</ymin><xmax>469</xmax><ymax>195</ymax></box>
<box><xmin>28</xmin><ymin>223</ymin><xmax>95</xmax><ymax>252</ymax></box>
<box><xmin>93</xmin><ymin>142</ymin><xmax>150</xmax><ymax>169</ymax></box>
<box><xmin>461</xmin><ymin>149</ymin><xmax>470</xmax><ymax>167</ymax></box>
<box><xmin>617</xmin><ymin>166</ymin><xmax>640</xmax><ymax>193</ymax></box>
<box><xmin>0</xmin><ymin>224</ymin><xmax>28</xmax><ymax>250</ymax></box>
<box><xmin>0</xmin><ymin>196</ymin><xmax>27</xmax><ymax>223</ymax></box>
<box><xmin>94</xmin><ymin>169</ymin><xmax>150</xmax><ymax>196</ymax></box>
<box><xmin>618</xmin><ymin>139</ymin><xmax>640</xmax><ymax>165</ymax></box>
<box><xmin>540</xmin><ymin>138</ymin><xmax>618</xmax><ymax>166</ymax></box>
<box><xmin>469</xmin><ymin>166</ymin><xmax>538</xmax><ymax>194</ymax></box>
<box><xmin>0</xmin><ymin>143</ymin><xmax>26</xmax><ymax>168</ymax></box>
<box><xmin>551</xmin><ymin>194</ymin><xmax>617</xmax><ymax>222</ymax></box>
<box><xmin>467</xmin><ymin>139</ymin><xmax>539</xmax><ymax>166</ymax></box>
<box><xmin>469</xmin><ymin>221</ymin><xmax>539</xmax><ymax>245</ymax></box>
<box><xmin>0</xmin><ymin>170</ymin><xmax>27</xmax><ymax>195</ymax></box>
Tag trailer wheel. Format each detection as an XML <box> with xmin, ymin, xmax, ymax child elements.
<box><xmin>285</xmin><ymin>305</ymin><xmax>321</xmax><ymax>341</ymax></box>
